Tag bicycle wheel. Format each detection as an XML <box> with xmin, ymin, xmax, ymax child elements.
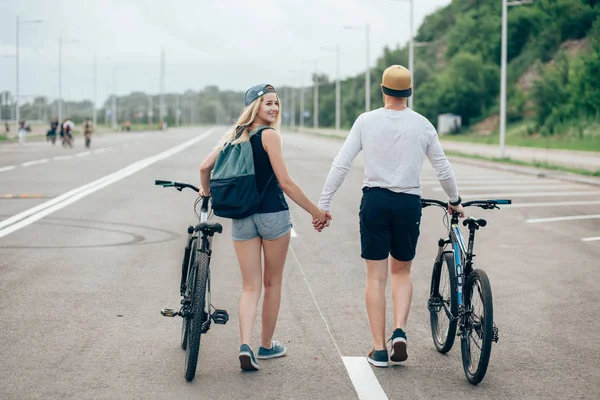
<box><xmin>429</xmin><ymin>252</ymin><xmax>458</xmax><ymax>353</ymax></box>
<box><xmin>181</xmin><ymin>238</ymin><xmax>198</xmax><ymax>351</ymax></box>
<box><xmin>184</xmin><ymin>251</ymin><xmax>209</xmax><ymax>382</ymax></box>
<box><xmin>461</xmin><ymin>269</ymin><xmax>494</xmax><ymax>385</ymax></box>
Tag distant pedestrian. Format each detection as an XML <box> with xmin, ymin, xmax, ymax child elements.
<box><xmin>18</xmin><ymin>120</ymin><xmax>27</xmax><ymax>145</ymax></box>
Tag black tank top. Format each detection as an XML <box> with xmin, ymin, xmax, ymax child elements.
<box><xmin>249</xmin><ymin>128</ymin><xmax>289</xmax><ymax>214</ymax></box>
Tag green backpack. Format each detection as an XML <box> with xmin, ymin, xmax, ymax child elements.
<box><xmin>209</xmin><ymin>126</ymin><xmax>273</xmax><ymax>219</ymax></box>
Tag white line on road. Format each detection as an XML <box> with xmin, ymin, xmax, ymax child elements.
<box><xmin>22</xmin><ymin>158</ymin><xmax>49</xmax><ymax>167</ymax></box>
<box><xmin>289</xmin><ymin>246</ymin><xmax>388</xmax><ymax>399</ymax></box>
<box><xmin>76</xmin><ymin>151</ymin><xmax>91</xmax><ymax>157</ymax></box>
<box><xmin>53</xmin><ymin>155</ymin><xmax>73</xmax><ymax>161</ymax></box>
<box><xmin>527</xmin><ymin>214</ymin><xmax>600</xmax><ymax>223</ymax></box>
<box><xmin>291</xmin><ymin>227</ymin><xmax>298</xmax><ymax>237</ymax></box>
<box><xmin>342</xmin><ymin>357</ymin><xmax>388</xmax><ymax>400</ymax></box>
<box><xmin>93</xmin><ymin>148</ymin><xmax>108</xmax><ymax>154</ymax></box>
<box><xmin>433</xmin><ymin>184</ymin><xmax>574</xmax><ymax>192</ymax></box>
<box><xmin>421</xmin><ymin>179</ymin><xmax>560</xmax><ymax>185</ymax></box>
<box><xmin>462</xmin><ymin>191</ymin><xmax>600</xmax><ymax>199</ymax></box>
<box><xmin>505</xmin><ymin>200</ymin><xmax>600</xmax><ymax>208</ymax></box>
<box><xmin>582</xmin><ymin>236</ymin><xmax>600</xmax><ymax>242</ymax></box>
<box><xmin>0</xmin><ymin>129</ymin><xmax>217</xmax><ymax>239</ymax></box>
<box><xmin>0</xmin><ymin>165</ymin><xmax>16</xmax><ymax>172</ymax></box>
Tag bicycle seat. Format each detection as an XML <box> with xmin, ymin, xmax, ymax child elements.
<box><xmin>194</xmin><ymin>222</ymin><xmax>223</xmax><ymax>235</ymax></box>
<box><xmin>462</xmin><ymin>217</ymin><xmax>487</xmax><ymax>229</ymax></box>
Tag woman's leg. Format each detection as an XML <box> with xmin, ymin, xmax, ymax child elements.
<box><xmin>365</xmin><ymin>258</ymin><xmax>389</xmax><ymax>350</ymax></box>
<box><xmin>260</xmin><ymin>232</ymin><xmax>291</xmax><ymax>348</ymax></box>
<box><xmin>234</xmin><ymin>237</ymin><xmax>263</xmax><ymax>345</ymax></box>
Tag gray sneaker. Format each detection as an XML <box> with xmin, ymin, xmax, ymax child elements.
<box><xmin>367</xmin><ymin>348</ymin><xmax>389</xmax><ymax>368</ymax></box>
<box><xmin>390</xmin><ymin>328</ymin><xmax>408</xmax><ymax>362</ymax></box>
<box><xmin>239</xmin><ymin>344</ymin><xmax>259</xmax><ymax>371</ymax></box>
<box><xmin>257</xmin><ymin>340</ymin><xmax>287</xmax><ymax>359</ymax></box>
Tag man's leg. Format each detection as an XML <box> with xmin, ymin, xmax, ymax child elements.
<box><xmin>365</xmin><ymin>258</ymin><xmax>389</xmax><ymax>350</ymax></box>
<box><xmin>390</xmin><ymin>257</ymin><xmax>413</xmax><ymax>330</ymax></box>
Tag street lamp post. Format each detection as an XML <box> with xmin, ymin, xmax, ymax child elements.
<box><xmin>389</xmin><ymin>0</ymin><xmax>414</xmax><ymax>108</ymax></box>
<box><xmin>344</xmin><ymin>23</ymin><xmax>371</xmax><ymax>112</ymax></box>
<box><xmin>321</xmin><ymin>45</ymin><xmax>341</xmax><ymax>131</ymax></box>
<box><xmin>500</xmin><ymin>0</ymin><xmax>533</xmax><ymax>158</ymax></box>
<box><xmin>58</xmin><ymin>37</ymin><xmax>79</xmax><ymax>125</ymax></box>
<box><xmin>313</xmin><ymin>59</ymin><xmax>319</xmax><ymax>129</ymax></box>
<box><xmin>15</xmin><ymin>16</ymin><xmax>43</xmax><ymax>133</ymax></box>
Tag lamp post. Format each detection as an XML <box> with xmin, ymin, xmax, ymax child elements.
<box><xmin>16</xmin><ymin>16</ymin><xmax>43</xmax><ymax>132</ymax></box>
<box><xmin>500</xmin><ymin>0</ymin><xmax>533</xmax><ymax>158</ymax></box>
<box><xmin>321</xmin><ymin>45</ymin><xmax>341</xmax><ymax>131</ymax></box>
<box><xmin>389</xmin><ymin>0</ymin><xmax>414</xmax><ymax>108</ymax></box>
<box><xmin>344</xmin><ymin>23</ymin><xmax>370</xmax><ymax>112</ymax></box>
<box><xmin>58</xmin><ymin>37</ymin><xmax>80</xmax><ymax>124</ymax></box>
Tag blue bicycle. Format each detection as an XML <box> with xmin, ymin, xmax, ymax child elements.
<box><xmin>422</xmin><ymin>198</ymin><xmax>511</xmax><ymax>385</ymax></box>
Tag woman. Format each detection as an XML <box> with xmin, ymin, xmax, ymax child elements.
<box><xmin>199</xmin><ymin>84</ymin><xmax>331</xmax><ymax>371</ymax></box>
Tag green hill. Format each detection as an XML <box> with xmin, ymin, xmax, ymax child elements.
<box><xmin>308</xmin><ymin>0</ymin><xmax>600</xmax><ymax>140</ymax></box>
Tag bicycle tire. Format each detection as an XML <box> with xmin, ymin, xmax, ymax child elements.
<box><xmin>429</xmin><ymin>252</ymin><xmax>458</xmax><ymax>353</ymax></box>
<box><xmin>181</xmin><ymin>238</ymin><xmax>198</xmax><ymax>351</ymax></box>
<box><xmin>184</xmin><ymin>251</ymin><xmax>209</xmax><ymax>382</ymax></box>
<box><xmin>461</xmin><ymin>269</ymin><xmax>494</xmax><ymax>385</ymax></box>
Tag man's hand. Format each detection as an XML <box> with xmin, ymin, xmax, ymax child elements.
<box><xmin>312</xmin><ymin>209</ymin><xmax>332</xmax><ymax>232</ymax></box>
<box><xmin>448</xmin><ymin>203</ymin><xmax>465</xmax><ymax>218</ymax></box>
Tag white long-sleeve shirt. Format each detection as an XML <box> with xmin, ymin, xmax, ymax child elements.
<box><xmin>318</xmin><ymin>107</ymin><xmax>459</xmax><ymax>211</ymax></box>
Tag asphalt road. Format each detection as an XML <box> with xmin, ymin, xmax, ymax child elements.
<box><xmin>1</xmin><ymin>127</ymin><xmax>599</xmax><ymax>400</ymax></box>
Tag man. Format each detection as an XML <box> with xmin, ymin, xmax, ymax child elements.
<box><xmin>315</xmin><ymin>65</ymin><xmax>464</xmax><ymax>368</ymax></box>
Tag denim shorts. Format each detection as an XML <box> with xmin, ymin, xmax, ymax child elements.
<box><xmin>231</xmin><ymin>210</ymin><xmax>292</xmax><ymax>241</ymax></box>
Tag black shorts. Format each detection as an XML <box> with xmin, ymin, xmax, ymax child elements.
<box><xmin>359</xmin><ymin>187</ymin><xmax>422</xmax><ymax>261</ymax></box>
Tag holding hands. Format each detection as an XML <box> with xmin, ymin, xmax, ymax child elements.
<box><xmin>311</xmin><ymin>208</ymin><xmax>332</xmax><ymax>233</ymax></box>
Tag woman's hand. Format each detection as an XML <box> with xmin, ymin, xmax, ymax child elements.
<box><xmin>312</xmin><ymin>209</ymin><xmax>332</xmax><ymax>232</ymax></box>
<box><xmin>199</xmin><ymin>187</ymin><xmax>211</xmax><ymax>198</ymax></box>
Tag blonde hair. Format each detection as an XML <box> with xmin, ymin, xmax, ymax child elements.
<box><xmin>217</xmin><ymin>94</ymin><xmax>282</xmax><ymax>148</ymax></box>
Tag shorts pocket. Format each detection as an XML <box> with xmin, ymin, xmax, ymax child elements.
<box><xmin>258</xmin><ymin>213</ymin><xmax>278</xmax><ymax>229</ymax></box>
<box><xmin>232</xmin><ymin>218</ymin><xmax>246</xmax><ymax>231</ymax></box>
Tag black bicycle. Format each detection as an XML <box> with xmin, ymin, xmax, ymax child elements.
<box><xmin>423</xmin><ymin>198</ymin><xmax>511</xmax><ymax>385</ymax></box>
<box><xmin>155</xmin><ymin>180</ymin><xmax>229</xmax><ymax>382</ymax></box>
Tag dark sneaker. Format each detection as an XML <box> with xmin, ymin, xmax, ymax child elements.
<box><xmin>239</xmin><ymin>344</ymin><xmax>259</xmax><ymax>371</ymax></box>
<box><xmin>390</xmin><ymin>328</ymin><xmax>408</xmax><ymax>362</ymax></box>
<box><xmin>367</xmin><ymin>349</ymin><xmax>389</xmax><ymax>368</ymax></box>
<box><xmin>257</xmin><ymin>340</ymin><xmax>287</xmax><ymax>359</ymax></box>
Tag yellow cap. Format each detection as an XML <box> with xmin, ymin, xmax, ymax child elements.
<box><xmin>381</xmin><ymin>65</ymin><xmax>412</xmax><ymax>97</ymax></box>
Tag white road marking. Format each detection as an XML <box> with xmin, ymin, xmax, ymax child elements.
<box><xmin>53</xmin><ymin>155</ymin><xmax>73</xmax><ymax>161</ymax></box>
<box><xmin>342</xmin><ymin>357</ymin><xmax>388</xmax><ymax>400</ymax></box>
<box><xmin>291</xmin><ymin>227</ymin><xmax>298</xmax><ymax>237</ymax></box>
<box><xmin>22</xmin><ymin>158</ymin><xmax>49</xmax><ymax>167</ymax></box>
<box><xmin>433</xmin><ymin>184</ymin><xmax>575</xmax><ymax>192</ymax></box>
<box><xmin>421</xmin><ymin>179</ymin><xmax>560</xmax><ymax>185</ymax></box>
<box><xmin>527</xmin><ymin>214</ymin><xmax>600</xmax><ymax>223</ymax></box>
<box><xmin>505</xmin><ymin>200</ymin><xmax>600</xmax><ymax>208</ymax></box>
<box><xmin>0</xmin><ymin>165</ymin><xmax>16</xmax><ymax>172</ymax></box>
<box><xmin>0</xmin><ymin>129</ymin><xmax>217</xmax><ymax>239</ymax></box>
<box><xmin>462</xmin><ymin>191</ymin><xmax>600</xmax><ymax>199</ymax></box>
<box><xmin>289</xmin><ymin>246</ymin><xmax>388</xmax><ymax>399</ymax></box>
<box><xmin>76</xmin><ymin>151</ymin><xmax>91</xmax><ymax>157</ymax></box>
<box><xmin>93</xmin><ymin>148</ymin><xmax>108</xmax><ymax>154</ymax></box>
<box><xmin>582</xmin><ymin>236</ymin><xmax>600</xmax><ymax>242</ymax></box>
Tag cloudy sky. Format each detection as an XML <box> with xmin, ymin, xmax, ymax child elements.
<box><xmin>0</xmin><ymin>0</ymin><xmax>450</xmax><ymax>105</ymax></box>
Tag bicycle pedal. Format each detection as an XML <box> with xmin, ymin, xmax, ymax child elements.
<box><xmin>211</xmin><ymin>309</ymin><xmax>229</xmax><ymax>325</ymax></box>
<box><xmin>492</xmin><ymin>324</ymin><xmax>499</xmax><ymax>343</ymax></box>
<box><xmin>160</xmin><ymin>308</ymin><xmax>178</xmax><ymax>317</ymax></box>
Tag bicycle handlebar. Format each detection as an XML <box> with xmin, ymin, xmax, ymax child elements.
<box><xmin>421</xmin><ymin>198</ymin><xmax>512</xmax><ymax>210</ymax></box>
<box><xmin>155</xmin><ymin>179</ymin><xmax>210</xmax><ymax>213</ymax></box>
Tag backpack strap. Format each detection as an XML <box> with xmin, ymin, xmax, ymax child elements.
<box><xmin>248</xmin><ymin>125</ymin><xmax>276</xmax><ymax>194</ymax></box>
